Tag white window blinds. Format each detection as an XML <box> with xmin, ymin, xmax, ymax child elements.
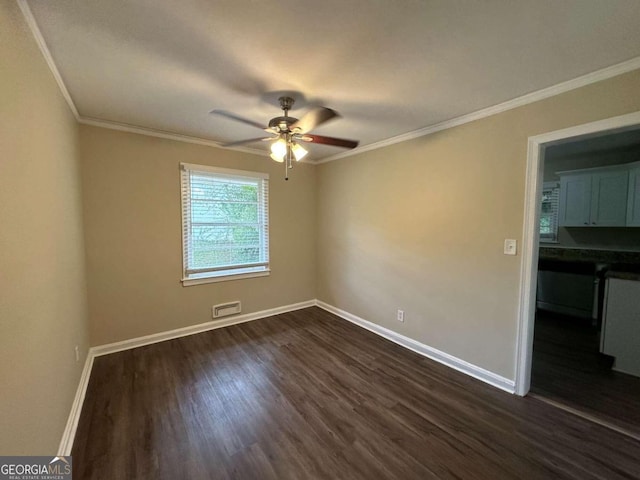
<box><xmin>540</xmin><ymin>182</ymin><xmax>560</xmax><ymax>242</ymax></box>
<box><xmin>180</xmin><ymin>163</ymin><xmax>269</xmax><ymax>284</ymax></box>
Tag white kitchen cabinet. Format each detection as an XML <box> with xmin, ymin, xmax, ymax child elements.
<box><xmin>590</xmin><ymin>169</ymin><xmax>629</xmax><ymax>226</ymax></box>
<box><xmin>627</xmin><ymin>165</ymin><xmax>640</xmax><ymax>226</ymax></box>
<box><xmin>558</xmin><ymin>173</ymin><xmax>591</xmax><ymax>226</ymax></box>
<box><xmin>601</xmin><ymin>277</ymin><xmax>640</xmax><ymax>378</ymax></box>
<box><xmin>558</xmin><ymin>166</ymin><xmax>629</xmax><ymax>227</ymax></box>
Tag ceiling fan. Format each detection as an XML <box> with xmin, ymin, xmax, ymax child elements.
<box><xmin>211</xmin><ymin>96</ymin><xmax>359</xmax><ymax>179</ymax></box>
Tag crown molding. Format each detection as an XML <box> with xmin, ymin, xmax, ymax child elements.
<box><xmin>317</xmin><ymin>56</ymin><xmax>640</xmax><ymax>164</ymax></box>
<box><xmin>19</xmin><ymin>0</ymin><xmax>640</xmax><ymax>164</ymax></box>
<box><xmin>78</xmin><ymin>116</ymin><xmax>269</xmax><ymax>157</ymax></box>
<box><xmin>18</xmin><ymin>0</ymin><xmax>267</xmax><ymax>157</ymax></box>
<box><xmin>79</xmin><ymin>116</ymin><xmax>318</xmax><ymax>162</ymax></box>
<box><xmin>17</xmin><ymin>0</ymin><xmax>80</xmax><ymax>120</ymax></box>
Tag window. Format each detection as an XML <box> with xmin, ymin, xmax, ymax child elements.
<box><xmin>540</xmin><ymin>182</ymin><xmax>560</xmax><ymax>243</ymax></box>
<box><xmin>180</xmin><ymin>163</ymin><xmax>269</xmax><ymax>285</ymax></box>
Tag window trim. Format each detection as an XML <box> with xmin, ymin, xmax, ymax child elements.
<box><xmin>180</xmin><ymin>163</ymin><xmax>270</xmax><ymax>286</ymax></box>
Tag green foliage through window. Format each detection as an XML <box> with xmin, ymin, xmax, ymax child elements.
<box><xmin>181</xmin><ymin>166</ymin><xmax>269</xmax><ymax>280</ymax></box>
<box><xmin>540</xmin><ymin>183</ymin><xmax>559</xmax><ymax>242</ymax></box>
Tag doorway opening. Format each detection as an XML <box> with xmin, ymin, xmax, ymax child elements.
<box><xmin>515</xmin><ymin>111</ymin><xmax>640</xmax><ymax>438</ymax></box>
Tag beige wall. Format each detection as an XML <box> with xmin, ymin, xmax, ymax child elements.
<box><xmin>4</xmin><ymin>0</ymin><xmax>640</xmax><ymax>453</ymax></box>
<box><xmin>79</xmin><ymin>125</ymin><xmax>316</xmax><ymax>345</ymax></box>
<box><xmin>0</xmin><ymin>2</ymin><xmax>89</xmax><ymax>454</ymax></box>
<box><xmin>317</xmin><ymin>70</ymin><xmax>640</xmax><ymax>379</ymax></box>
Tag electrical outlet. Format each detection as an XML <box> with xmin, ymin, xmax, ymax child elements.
<box><xmin>74</xmin><ymin>345</ymin><xmax>80</xmax><ymax>362</ymax></box>
<box><xmin>397</xmin><ymin>309</ymin><xmax>404</xmax><ymax>322</ymax></box>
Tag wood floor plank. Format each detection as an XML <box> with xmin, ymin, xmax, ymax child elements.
<box><xmin>531</xmin><ymin>311</ymin><xmax>640</xmax><ymax>437</ymax></box>
<box><xmin>72</xmin><ymin>307</ymin><xmax>640</xmax><ymax>479</ymax></box>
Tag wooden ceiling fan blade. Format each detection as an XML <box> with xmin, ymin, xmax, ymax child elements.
<box><xmin>220</xmin><ymin>137</ymin><xmax>274</xmax><ymax>147</ymax></box>
<box><xmin>290</xmin><ymin>107</ymin><xmax>339</xmax><ymax>134</ymax></box>
<box><xmin>210</xmin><ymin>109</ymin><xmax>266</xmax><ymax>130</ymax></box>
<box><xmin>297</xmin><ymin>134</ymin><xmax>359</xmax><ymax>149</ymax></box>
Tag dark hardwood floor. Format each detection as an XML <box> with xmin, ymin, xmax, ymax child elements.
<box><xmin>73</xmin><ymin>307</ymin><xmax>640</xmax><ymax>479</ymax></box>
<box><xmin>531</xmin><ymin>310</ymin><xmax>640</xmax><ymax>438</ymax></box>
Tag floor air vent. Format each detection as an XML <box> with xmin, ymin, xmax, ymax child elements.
<box><xmin>212</xmin><ymin>301</ymin><xmax>241</xmax><ymax>319</ymax></box>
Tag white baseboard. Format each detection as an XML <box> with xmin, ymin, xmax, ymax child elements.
<box><xmin>57</xmin><ymin>351</ymin><xmax>94</xmax><ymax>455</ymax></box>
<box><xmin>91</xmin><ymin>299</ymin><xmax>316</xmax><ymax>357</ymax></box>
<box><xmin>58</xmin><ymin>299</ymin><xmax>315</xmax><ymax>453</ymax></box>
<box><xmin>59</xmin><ymin>298</ymin><xmax>514</xmax><ymax>455</ymax></box>
<box><xmin>316</xmin><ymin>300</ymin><xmax>516</xmax><ymax>394</ymax></box>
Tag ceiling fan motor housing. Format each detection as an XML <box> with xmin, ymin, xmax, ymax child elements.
<box><xmin>268</xmin><ymin>96</ymin><xmax>298</xmax><ymax>133</ymax></box>
<box><xmin>268</xmin><ymin>116</ymin><xmax>298</xmax><ymax>132</ymax></box>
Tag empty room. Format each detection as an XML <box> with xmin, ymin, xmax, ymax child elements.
<box><xmin>2</xmin><ymin>1</ymin><xmax>640</xmax><ymax>479</ymax></box>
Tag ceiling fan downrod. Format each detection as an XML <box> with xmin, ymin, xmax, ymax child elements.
<box><xmin>279</xmin><ymin>96</ymin><xmax>294</xmax><ymax>116</ymax></box>
<box><xmin>275</xmin><ymin>97</ymin><xmax>296</xmax><ymax>180</ymax></box>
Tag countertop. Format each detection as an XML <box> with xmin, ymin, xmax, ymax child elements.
<box><xmin>539</xmin><ymin>247</ymin><xmax>640</xmax><ymax>279</ymax></box>
<box><xmin>539</xmin><ymin>246</ymin><xmax>640</xmax><ymax>265</ymax></box>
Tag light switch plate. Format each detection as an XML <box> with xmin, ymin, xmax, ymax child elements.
<box><xmin>504</xmin><ymin>239</ymin><xmax>517</xmax><ymax>255</ymax></box>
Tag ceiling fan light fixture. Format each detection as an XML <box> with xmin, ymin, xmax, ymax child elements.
<box><xmin>291</xmin><ymin>142</ymin><xmax>308</xmax><ymax>161</ymax></box>
<box><xmin>270</xmin><ymin>152</ymin><xmax>285</xmax><ymax>163</ymax></box>
<box><xmin>270</xmin><ymin>137</ymin><xmax>287</xmax><ymax>161</ymax></box>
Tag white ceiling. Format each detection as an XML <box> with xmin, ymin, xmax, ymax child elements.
<box><xmin>24</xmin><ymin>0</ymin><xmax>640</xmax><ymax>162</ymax></box>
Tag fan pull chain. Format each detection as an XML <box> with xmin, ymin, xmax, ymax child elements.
<box><xmin>283</xmin><ymin>139</ymin><xmax>294</xmax><ymax>180</ymax></box>
<box><xmin>284</xmin><ymin>156</ymin><xmax>289</xmax><ymax>181</ymax></box>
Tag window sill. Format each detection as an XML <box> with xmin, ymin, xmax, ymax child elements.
<box><xmin>540</xmin><ymin>240</ymin><xmax>559</xmax><ymax>244</ymax></box>
<box><xmin>182</xmin><ymin>269</ymin><xmax>270</xmax><ymax>286</ymax></box>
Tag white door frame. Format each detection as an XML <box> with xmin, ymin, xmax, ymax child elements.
<box><xmin>514</xmin><ymin>110</ymin><xmax>640</xmax><ymax>396</ymax></box>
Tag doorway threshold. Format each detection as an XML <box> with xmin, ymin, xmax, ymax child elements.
<box><xmin>529</xmin><ymin>392</ymin><xmax>640</xmax><ymax>442</ymax></box>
